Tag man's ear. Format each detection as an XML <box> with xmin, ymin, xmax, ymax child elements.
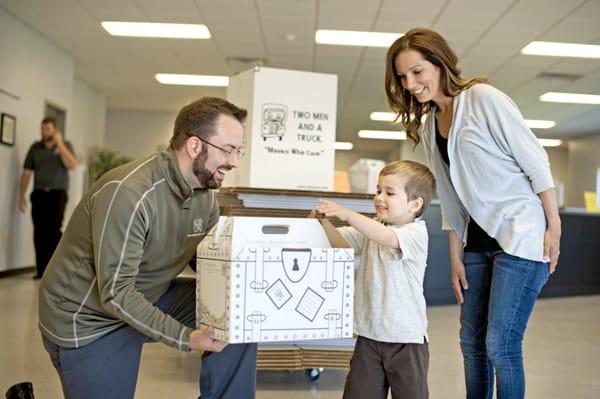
<box><xmin>185</xmin><ymin>136</ymin><xmax>201</xmax><ymax>158</ymax></box>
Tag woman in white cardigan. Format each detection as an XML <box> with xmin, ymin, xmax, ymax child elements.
<box><xmin>384</xmin><ymin>28</ymin><xmax>561</xmax><ymax>399</ymax></box>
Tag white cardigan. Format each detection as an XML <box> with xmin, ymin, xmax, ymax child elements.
<box><xmin>422</xmin><ymin>84</ymin><xmax>554</xmax><ymax>262</ymax></box>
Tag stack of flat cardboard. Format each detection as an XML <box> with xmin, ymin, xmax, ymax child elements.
<box><xmin>217</xmin><ymin>187</ymin><xmax>375</xmax><ymax>227</ymax></box>
<box><xmin>257</xmin><ymin>339</ymin><xmax>356</xmax><ymax>370</ymax></box>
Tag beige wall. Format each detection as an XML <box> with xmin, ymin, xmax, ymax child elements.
<box><xmin>105</xmin><ymin>108</ymin><xmax>176</xmax><ymax>160</ymax></box>
<box><xmin>0</xmin><ymin>8</ymin><xmax>106</xmax><ymax>271</ymax></box>
<box><xmin>546</xmin><ymin>146</ymin><xmax>569</xmax><ymax>186</ymax></box>
<box><xmin>565</xmin><ymin>134</ymin><xmax>600</xmax><ymax>208</ymax></box>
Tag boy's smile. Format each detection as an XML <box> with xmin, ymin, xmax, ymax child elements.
<box><xmin>374</xmin><ymin>174</ymin><xmax>421</xmax><ymax>225</ymax></box>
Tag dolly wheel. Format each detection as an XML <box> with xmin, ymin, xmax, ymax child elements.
<box><xmin>305</xmin><ymin>368</ymin><xmax>323</xmax><ymax>381</ymax></box>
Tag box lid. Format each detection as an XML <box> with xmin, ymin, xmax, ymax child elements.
<box><xmin>211</xmin><ymin>216</ymin><xmax>349</xmax><ymax>248</ymax></box>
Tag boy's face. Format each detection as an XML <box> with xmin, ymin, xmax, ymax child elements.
<box><xmin>374</xmin><ymin>174</ymin><xmax>422</xmax><ymax>225</ymax></box>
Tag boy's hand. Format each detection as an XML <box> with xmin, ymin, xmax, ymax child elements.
<box><xmin>316</xmin><ymin>199</ymin><xmax>351</xmax><ymax>222</ymax></box>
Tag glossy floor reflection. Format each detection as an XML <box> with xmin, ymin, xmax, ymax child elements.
<box><xmin>1</xmin><ymin>273</ymin><xmax>599</xmax><ymax>398</ymax></box>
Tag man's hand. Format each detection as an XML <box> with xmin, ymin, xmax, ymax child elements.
<box><xmin>189</xmin><ymin>325</ymin><xmax>227</xmax><ymax>353</ymax></box>
<box><xmin>53</xmin><ymin>130</ymin><xmax>64</xmax><ymax>146</ymax></box>
<box><xmin>18</xmin><ymin>196</ymin><xmax>27</xmax><ymax>213</ymax></box>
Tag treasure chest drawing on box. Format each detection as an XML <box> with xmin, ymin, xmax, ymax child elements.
<box><xmin>196</xmin><ymin>216</ymin><xmax>354</xmax><ymax>343</ymax></box>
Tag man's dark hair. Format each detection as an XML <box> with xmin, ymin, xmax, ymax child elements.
<box><xmin>41</xmin><ymin>117</ymin><xmax>57</xmax><ymax>127</ymax></box>
<box><xmin>169</xmin><ymin>97</ymin><xmax>247</xmax><ymax>150</ymax></box>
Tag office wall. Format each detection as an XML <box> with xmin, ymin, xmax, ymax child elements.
<box><xmin>0</xmin><ymin>8</ymin><xmax>106</xmax><ymax>271</ymax></box>
<box><xmin>65</xmin><ymin>79</ymin><xmax>107</xmax><ymax>219</ymax></box>
<box><xmin>565</xmin><ymin>134</ymin><xmax>600</xmax><ymax>208</ymax></box>
<box><xmin>546</xmin><ymin>146</ymin><xmax>569</xmax><ymax>186</ymax></box>
<box><xmin>105</xmin><ymin>108</ymin><xmax>175</xmax><ymax>160</ymax></box>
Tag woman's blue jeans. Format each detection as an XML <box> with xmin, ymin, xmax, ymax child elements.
<box><xmin>459</xmin><ymin>251</ymin><xmax>549</xmax><ymax>399</ymax></box>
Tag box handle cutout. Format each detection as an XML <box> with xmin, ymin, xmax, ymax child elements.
<box><xmin>261</xmin><ymin>225</ymin><xmax>290</xmax><ymax>235</ymax></box>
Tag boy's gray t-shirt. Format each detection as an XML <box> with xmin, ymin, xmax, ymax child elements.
<box><xmin>339</xmin><ymin>220</ymin><xmax>429</xmax><ymax>343</ymax></box>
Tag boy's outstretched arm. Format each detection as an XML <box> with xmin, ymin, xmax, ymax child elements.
<box><xmin>316</xmin><ymin>199</ymin><xmax>399</xmax><ymax>249</ymax></box>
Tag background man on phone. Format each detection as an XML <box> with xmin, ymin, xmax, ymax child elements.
<box><xmin>18</xmin><ymin>116</ymin><xmax>77</xmax><ymax>279</ymax></box>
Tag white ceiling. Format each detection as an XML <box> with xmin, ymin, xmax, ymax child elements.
<box><xmin>2</xmin><ymin>0</ymin><xmax>600</xmax><ymax>153</ymax></box>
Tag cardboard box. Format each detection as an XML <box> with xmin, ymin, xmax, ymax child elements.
<box><xmin>224</xmin><ymin>67</ymin><xmax>338</xmax><ymax>191</ymax></box>
<box><xmin>196</xmin><ymin>216</ymin><xmax>354</xmax><ymax>343</ymax></box>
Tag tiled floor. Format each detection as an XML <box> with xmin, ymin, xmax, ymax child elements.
<box><xmin>1</xmin><ymin>273</ymin><xmax>599</xmax><ymax>398</ymax></box>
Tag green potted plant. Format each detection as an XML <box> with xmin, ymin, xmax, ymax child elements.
<box><xmin>87</xmin><ymin>147</ymin><xmax>132</xmax><ymax>186</ymax></box>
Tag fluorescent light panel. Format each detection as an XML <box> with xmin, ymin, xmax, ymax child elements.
<box><xmin>334</xmin><ymin>142</ymin><xmax>354</xmax><ymax>150</ymax></box>
<box><xmin>101</xmin><ymin>21</ymin><xmax>210</xmax><ymax>39</ymax></box>
<box><xmin>525</xmin><ymin>119</ymin><xmax>556</xmax><ymax>129</ymax></box>
<box><xmin>370</xmin><ymin>111</ymin><xmax>428</xmax><ymax>123</ymax></box>
<box><xmin>358</xmin><ymin>130</ymin><xmax>407</xmax><ymax>140</ymax></box>
<box><xmin>155</xmin><ymin>73</ymin><xmax>229</xmax><ymax>87</ymax></box>
<box><xmin>315</xmin><ymin>30</ymin><xmax>402</xmax><ymax>47</ymax></box>
<box><xmin>538</xmin><ymin>139</ymin><xmax>562</xmax><ymax>147</ymax></box>
<box><xmin>540</xmin><ymin>92</ymin><xmax>600</xmax><ymax>104</ymax></box>
<box><xmin>370</xmin><ymin>112</ymin><xmax>396</xmax><ymax>122</ymax></box>
<box><xmin>521</xmin><ymin>41</ymin><xmax>600</xmax><ymax>59</ymax></box>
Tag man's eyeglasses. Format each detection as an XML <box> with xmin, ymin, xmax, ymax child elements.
<box><xmin>194</xmin><ymin>135</ymin><xmax>245</xmax><ymax>159</ymax></box>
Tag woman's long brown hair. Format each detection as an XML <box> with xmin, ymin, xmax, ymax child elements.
<box><xmin>385</xmin><ymin>27</ymin><xmax>488</xmax><ymax>148</ymax></box>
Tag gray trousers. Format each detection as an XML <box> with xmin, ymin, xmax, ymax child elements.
<box><xmin>42</xmin><ymin>278</ymin><xmax>257</xmax><ymax>399</ymax></box>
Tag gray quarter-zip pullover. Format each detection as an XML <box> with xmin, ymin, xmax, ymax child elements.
<box><xmin>39</xmin><ymin>150</ymin><xmax>218</xmax><ymax>351</ymax></box>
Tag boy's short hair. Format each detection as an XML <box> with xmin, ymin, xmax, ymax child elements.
<box><xmin>380</xmin><ymin>160</ymin><xmax>436</xmax><ymax>217</ymax></box>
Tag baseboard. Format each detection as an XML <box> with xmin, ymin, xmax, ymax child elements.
<box><xmin>0</xmin><ymin>266</ymin><xmax>35</xmax><ymax>278</ymax></box>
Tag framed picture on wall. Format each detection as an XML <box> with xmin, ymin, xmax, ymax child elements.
<box><xmin>0</xmin><ymin>113</ymin><xmax>16</xmax><ymax>146</ymax></box>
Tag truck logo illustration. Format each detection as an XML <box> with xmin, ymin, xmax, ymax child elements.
<box><xmin>261</xmin><ymin>103</ymin><xmax>287</xmax><ymax>141</ymax></box>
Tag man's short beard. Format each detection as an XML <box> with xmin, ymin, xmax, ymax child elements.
<box><xmin>193</xmin><ymin>147</ymin><xmax>220</xmax><ymax>189</ymax></box>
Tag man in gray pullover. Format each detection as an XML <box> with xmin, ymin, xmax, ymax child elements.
<box><xmin>38</xmin><ymin>97</ymin><xmax>256</xmax><ymax>399</ymax></box>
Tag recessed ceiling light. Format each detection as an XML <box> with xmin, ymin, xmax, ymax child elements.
<box><xmin>521</xmin><ymin>41</ymin><xmax>600</xmax><ymax>59</ymax></box>
<box><xmin>525</xmin><ymin>119</ymin><xmax>556</xmax><ymax>129</ymax></box>
<box><xmin>101</xmin><ymin>21</ymin><xmax>211</xmax><ymax>39</ymax></box>
<box><xmin>155</xmin><ymin>73</ymin><xmax>229</xmax><ymax>86</ymax></box>
<box><xmin>334</xmin><ymin>142</ymin><xmax>354</xmax><ymax>150</ymax></box>
<box><xmin>315</xmin><ymin>30</ymin><xmax>402</xmax><ymax>47</ymax></box>
<box><xmin>540</xmin><ymin>92</ymin><xmax>600</xmax><ymax>104</ymax></box>
<box><xmin>358</xmin><ymin>130</ymin><xmax>406</xmax><ymax>140</ymax></box>
<box><xmin>370</xmin><ymin>112</ymin><xmax>396</xmax><ymax>122</ymax></box>
<box><xmin>370</xmin><ymin>111</ymin><xmax>428</xmax><ymax>123</ymax></box>
<box><xmin>538</xmin><ymin>139</ymin><xmax>562</xmax><ymax>147</ymax></box>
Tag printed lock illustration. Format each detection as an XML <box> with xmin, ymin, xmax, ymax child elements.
<box><xmin>196</xmin><ymin>216</ymin><xmax>354</xmax><ymax>343</ymax></box>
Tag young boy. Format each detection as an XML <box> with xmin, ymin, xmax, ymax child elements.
<box><xmin>316</xmin><ymin>160</ymin><xmax>436</xmax><ymax>399</ymax></box>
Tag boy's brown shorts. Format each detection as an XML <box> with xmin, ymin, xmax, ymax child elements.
<box><xmin>343</xmin><ymin>335</ymin><xmax>429</xmax><ymax>399</ymax></box>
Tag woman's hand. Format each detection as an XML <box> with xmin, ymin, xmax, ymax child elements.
<box><xmin>544</xmin><ymin>226</ymin><xmax>561</xmax><ymax>273</ymax></box>
<box><xmin>450</xmin><ymin>258</ymin><xmax>468</xmax><ymax>305</ymax></box>
<box><xmin>448</xmin><ymin>230</ymin><xmax>467</xmax><ymax>304</ymax></box>
<box><xmin>538</xmin><ymin>188</ymin><xmax>561</xmax><ymax>274</ymax></box>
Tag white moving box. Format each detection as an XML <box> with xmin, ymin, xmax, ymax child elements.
<box><xmin>224</xmin><ymin>66</ymin><xmax>337</xmax><ymax>191</ymax></box>
<box><xmin>196</xmin><ymin>216</ymin><xmax>354</xmax><ymax>344</ymax></box>
<box><xmin>348</xmin><ymin>158</ymin><xmax>386</xmax><ymax>194</ymax></box>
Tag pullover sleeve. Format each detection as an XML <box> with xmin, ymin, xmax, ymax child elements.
<box><xmin>476</xmin><ymin>85</ymin><xmax>554</xmax><ymax>193</ymax></box>
<box><xmin>91</xmin><ymin>184</ymin><xmax>192</xmax><ymax>351</ymax></box>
